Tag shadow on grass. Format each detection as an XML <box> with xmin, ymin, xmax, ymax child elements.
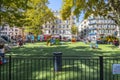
<box><xmin>7</xmin><ymin>44</ymin><xmax>114</xmax><ymax>57</ymax></box>
<box><xmin>1</xmin><ymin>55</ymin><xmax>120</xmax><ymax>80</ymax></box>
<box><xmin>107</xmin><ymin>45</ymin><xmax>119</xmax><ymax>49</ymax></box>
<box><xmin>2</xmin><ymin>43</ymin><xmax>120</xmax><ymax>80</ymax></box>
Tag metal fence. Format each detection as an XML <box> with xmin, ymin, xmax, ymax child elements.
<box><xmin>0</xmin><ymin>56</ymin><xmax>120</xmax><ymax>80</ymax></box>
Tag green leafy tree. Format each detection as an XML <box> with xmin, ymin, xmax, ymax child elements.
<box><xmin>1</xmin><ymin>0</ymin><xmax>55</xmax><ymax>36</ymax></box>
<box><xmin>0</xmin><ymin>0</ymin><xmax>28</xmax><ymax>27</ymax></box>
<box><xmin>71</xmin><ymin>25</ymin><xmax>78</xmax><ymax>38</ymax></box>
<box><xmin>61</xmin><ymin>0</ymin><xmax>120</xmax><ymax>26</ymax></box>
<box><xmin>24</xmin><ymin>0</ymin><xmax>55</xmax><ymax>36</ymax></box>
<box><xmin>61</xmin><ymin>0</ymin><xmax>120</xmax><ymax>47</ymax></box>
<box><xmin>71</xmin><ymin>25</ymin><xmax>78</xmax><ymax>35</ymax></box>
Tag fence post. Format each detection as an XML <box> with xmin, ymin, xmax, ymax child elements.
<box><xmin>99</xmin><ymin>56</ymin><xmax>103</xmax><ymax>80</ymax></box>
<box><xmin>53</xmin><ymin>52</ymin><xmax>62</xmax><ymax>71</ymax></box>
<box><xmin>9</xmin><ymin>55</ymin><xmax>11</xmax><ymax>80</ymax></box>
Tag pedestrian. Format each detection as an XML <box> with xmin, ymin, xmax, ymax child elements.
<box><xmin>18</xmin><ymin>37</ymin><xmax>23</xmax><ymax>47</ymax></box>
<box><xmin>31</xmin><ymin>34</ymin><xmax>34</xmax><ymax>43</ymax></box>
<box><xmin>0</xmin><ymin>42</ymin><xmax>5</xmax><ymax>57</ymax></box>
<box><xmin>113</xmin><ymin>39</ymin><xmax>119</xmax><ymax>46</ymax></box>
<box><xmin>0</xmin><ymin>42</ymin><xmax>6</xmax><ymax>64</ymax></box>
<box><xmin>37</xmin><ymin>35</ymin><xmax>40</xmax><ymax>41</ymax></box>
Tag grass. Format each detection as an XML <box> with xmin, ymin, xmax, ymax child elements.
<box><xmin>1</xmin><ymin>42</ymin><xmax>120</xmax><ymax>80</ymax></box>
<box><xmin>6</xmin><ymin>42</ymin><xmax>120</xmax><ymax>57</ymax></box>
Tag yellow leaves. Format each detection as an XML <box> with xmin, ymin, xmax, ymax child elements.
<box><xmin>23</xmin><ymin>0</ymin><xmax>54</xmax><ymax>35</ymax></box>
<box><xmin>65</xmin><ymin>0</ymin><xmax>74</xmax><ymax>7</ymax></box>
<box><xmin>29</xmin><ymin>0</ymin><xmax>40</xmax><ymax>6</ymax></box>
<box><xmin>10</xmin><ymin>2</ymin><xmax>17</xmax><ymax>8</ymax></box>
<box><xmin>61</xmin><ymin>0</ymin><xmax>74</xmax><ymax>20</ymax></box>
<box><xmin>71</xmin><ymin>25</ymin><xmax>78</xmax><ymax>35</ymax></box>
<box><xmin>61</xmin><ymin>0</ymin><xmax>110</xmax><ymax>21</ymax></box>
<box><xmin>61</xmin><ymin>0</ymin><xmax>86</xmax><ymax>20</ymax></box>
<box><xmin>76</xmin><ymin>0</ymin><xmax>85</xmax><ymax>7</ymax></box>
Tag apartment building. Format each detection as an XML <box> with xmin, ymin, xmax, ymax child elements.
<box><xmin>42</xmin><ymin>11</ymin><xmax>75</xmax><ymax>39</ymax></box>
<box><xmin>0</xmin><ymin>24</ymin><xmax>22</xmax><ymax>39</ymax></box>
<box><xmin>78</xmin><ymin>15</ymin><xmax>120</xmax><ymax>39</ymax></box>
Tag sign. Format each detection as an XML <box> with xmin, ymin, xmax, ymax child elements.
<box><xmin>113</xmin><ymin>64</ymin><xmax>120</xmax><ymax>74</ymax></box>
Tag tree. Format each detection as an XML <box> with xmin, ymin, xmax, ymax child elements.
<box><xmin>61</xmin><ymin>0</ymin><xmax>120</xmax><ymax>47</ymax></box>
<box><xmin>71</xmin><ymin>25</ymin><xmax>78</xmax><ymax>38</ymax></box>
<box><xmin>61</xmin><ymin>0</ymin><xmax>120</xmax><ymax>26</ymax></box>
<box><xmin>0</xmin><ymin>0</ymin><xmax>55</xmax><ymax>36</ymax></box>
<box><xmin>24</xmin><ymin>0</ymin><xmax>55</xmax><ymax>36</ymax></box>
<box><xmin>71</xmin><ymin>25</ymin><xmax>78</xmax><ymax>35</ymax></box>
<box><xmin>0</xmin><ymin>0</ymin><xmax>28</xmax><ymax>27</ymax></box>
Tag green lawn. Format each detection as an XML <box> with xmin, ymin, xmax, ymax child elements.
<box><xmin>1</xmin><ymin>42</ymin><xmax>120</xmax><ymax>80</ymax></box>
<box><xmin>7</xmin><ymin>42</ymin><xmax>120</xmax><ymax>56</ymax></box>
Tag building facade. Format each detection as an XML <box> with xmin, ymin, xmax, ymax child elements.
<box><xmin>78</xmin><ymin>15</ymin><xmax>120</xmax><ymax>39</ymax></box>
<box><xmin>0</xmin><ymin>24</ymin><xmax>22</xmax><ymax>39</ymax></box>
<box><xmin>78</xmin><ymin>19</ymin><xmax>89</xmax><ymax>39</ymax></box>
<box><xmin>42</xmin><ymin>11</ymin><xmax>75</xmax><ymax>39</ymax></box>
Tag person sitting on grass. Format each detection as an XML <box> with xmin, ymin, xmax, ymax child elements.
<box><xmin>18</xmin><ymin>37</ymin><xmax>23</xmax><ymax>47</ymax></box>
<box><xmin>50</xmin><ymin>38</ymin><xmax>55</xmax><ymax>45</ymax></box>
<box><xmin>90</xmin><ymin>37</ymin><xmax>98</xmax><ymax>49</ymax></box>
<box><xmin>113</xmin><ymin>38</ymin><xmax>119</xmax><ymax>46</ymax></box>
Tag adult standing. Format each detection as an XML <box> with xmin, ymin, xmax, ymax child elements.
<box><xmin>31</xmin><ymin>33</ymin><xmax>34</xmax><ymax>43</ymax></box>
<box><xmin>0</xmin><ymin>42</ymin><xmax>5</xmax><ymax>64</ymax></box>
<box><xmin>0</xmin><ymin>42</ymin><xmax>5</xmax><ymax>56</ymax></box>
<box><xmin>37</xmin><ymin>35</ymin><xmax>40</xmax><ymax>41</ymax></box>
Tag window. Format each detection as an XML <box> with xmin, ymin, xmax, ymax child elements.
<box><xmin>45</xmin><ymin>25</ymin><xmax>47</xmax><ymax>28</ymax></box>
<box><xmin>52</xmin><ymin>26</ymin><xmax>54</xmax><ymax>29</ymax></box>
<box><xmin>49</xmin><ymin>30</ymin><xmax>50</xmax><ymax>34</ymax></box>
<box><xmin>15</xmin><ymin>29</ymin><xmax>18</xmax><ymax>31</ymax></box>
<box><xmin>59</xmin><ymin>30</ymin><xmax>61</xmax><ymax>34</ymax></box>
<box><xmin>59</xmin><ymin>25</ymin><xmax>61</xmax><ymax>28</ymax></box>
<box><xmin>59</xmin><ymin>20</ymin><xmax>61</xmax><ymax>23</ymax></box>
<box><xmin>67</xmin><ymin>25</ymin><xmax>69</xmax><ymax>28</ymax></box>
<box><xmin>45</xmin><ymin>30</ymin><xmax>48</xmax><ymax>34</ymax></box>
<box><xmin>52</xmin><ymin>30</ymin><xmax>54</xmax><ymax>34</ymax></box>
<box><xmin>63</xmin><ymin>30</ymin><xmax>65</xmax><ymax>34</ymax></box>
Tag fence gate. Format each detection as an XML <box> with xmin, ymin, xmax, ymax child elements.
<box><xmin>0</xmin><ymin>56</ymin><xmax>120</xmax><ymax>80</ymax></box>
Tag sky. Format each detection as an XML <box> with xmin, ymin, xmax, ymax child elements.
<box><xmin>48</xmin><ymin>0</ymin><xmax>84</xmax><ymax>24</ymax></box>
<box><xmin>48</xmin><ymin>0</ymin><xmax>62</xmax><ymax>11</ymax></box>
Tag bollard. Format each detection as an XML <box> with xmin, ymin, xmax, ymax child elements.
<box><xmin>53</xmin><ymin>52</ymin><xmax>62</xmax><ymax>71</ymax></box>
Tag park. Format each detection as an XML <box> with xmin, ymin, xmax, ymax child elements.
<box><xmin>0</xmin><ymin>41</ymin><xmax>120</xmax><ymax>80</ymax></box>
<box><xmin>0</xmin><ymin>0</ymin><xmax>120</xmax><ymax>80</ymax></box>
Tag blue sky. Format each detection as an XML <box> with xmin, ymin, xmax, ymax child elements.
<box><xmin>48</xmin><ymin>0</ymin><xmax>84</xmax><ymax>24</ymax></box>
<box><xmin>48</xmin><ymin>0</ymin><xmax>62</xmax><ymax>11</ymax></box>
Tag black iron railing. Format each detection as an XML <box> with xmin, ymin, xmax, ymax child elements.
<box><xmin>0</xmin><ymin>56</ymin><xmax>120</xmax><ymax>80</ymax></box>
